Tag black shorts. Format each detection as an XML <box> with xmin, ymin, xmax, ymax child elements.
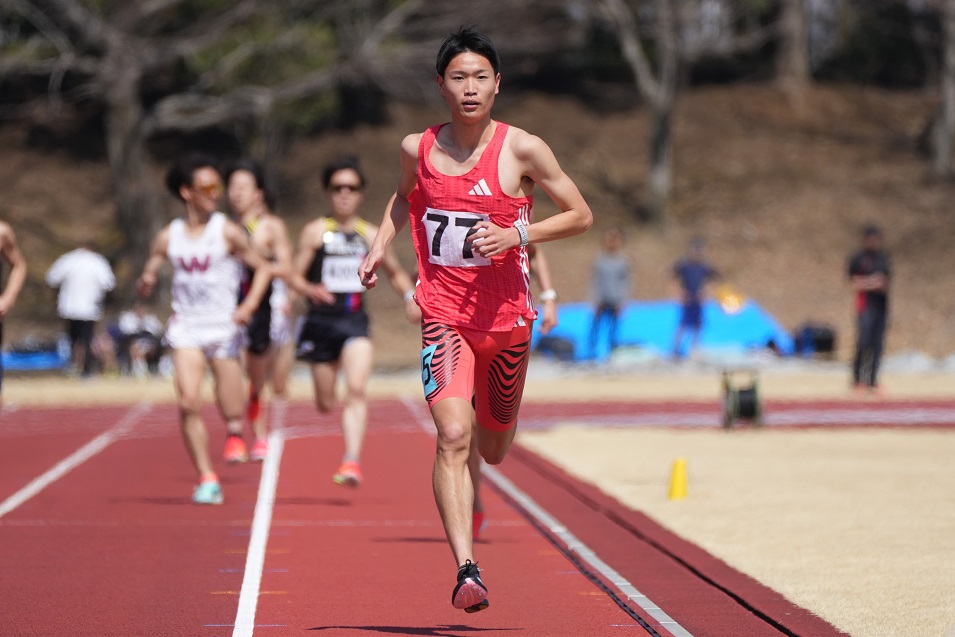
<box><xmin>296</xmin><ymin>312</ymin><xmax>369</xmax><ymax>364</ymax></box>
<box><xmin>67</xmin><ymin>319</ymin><xmax>95</xmax><ymax>346</ymax></box>
<box><xmin>245</xmin><ymin>305</ymin><xmax>273</xmax><ymax>355</ymax></box>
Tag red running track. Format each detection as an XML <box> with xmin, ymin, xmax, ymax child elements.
<box><xmin>0</xmin><ymin>396</ymin><xmax>916</xmax><ymax>636</ymax></box>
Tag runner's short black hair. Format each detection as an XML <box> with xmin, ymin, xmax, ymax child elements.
<box><xmin>224</xmin><ymin>157</ymin><xmax>277</xmax><ymax>209</ymax></box>
<box><xmin>436</xmin><ymin>27</ymin><xmax>500</xmax><ymax>77</ymax></box>
<box><xmin>165</xmin><ymin>152</ymin><xmax>219</xmax><ymax>200</ymax></box>
<box><xmin>322</xmin><ymin>155</ymin><xmax>366</xmax><ymax>190</ymax></box>
<box><xmin>863</xmin><ymin>223</ymin><xmax>882</xmax><ymax>238</ymax></box>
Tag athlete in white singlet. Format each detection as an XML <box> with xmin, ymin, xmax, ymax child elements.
<box><xmin>137</xmin><ymin>153</ymin><xmax>272</xmax><ymax>506</ymax></box>
<box><xmin>165</xmin><ymin>212</ymin><xmax>244</xmax><ymax>353</ymax></box>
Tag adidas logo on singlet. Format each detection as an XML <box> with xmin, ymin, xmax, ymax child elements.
<box><xmin>468</xmin><ymin>179</ymin><xmax>492</xmax><ymax>196</ymax></box>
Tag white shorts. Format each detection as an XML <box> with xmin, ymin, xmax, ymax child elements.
<box><xmin>270</xmin><ymin>310</ymin><xmax>292</xmax><ymax>347</ymax></box>
<box><xmin>269</xmin><ymin>281</ymin><xmax>292</xmax><ymax>346</ymax></box>
<box><xmin>164</xmin><ymin>315</ymin><xmax>242</xmax><ymax>360</ymax></box>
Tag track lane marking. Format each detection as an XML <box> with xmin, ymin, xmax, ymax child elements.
<box><xmin>0</xmin><ymin>401</ymin><xmax>152</xmax><ymax>520</ymax></box>
<box><xmin>399</xmin><ymin>395</ymin><xmax>695</xmax><ymax>637</ymax></box>
<box><xmin>232</xmin><ymin>428</ymin><xmax>284</xmax><ymax>637</ymax></box>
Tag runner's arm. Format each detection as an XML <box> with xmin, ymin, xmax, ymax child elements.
<box><xmin>529</xmin><ymin>244</ymin><xmax>558</xmax><ymax>335</ymax></box>
<box><xmin>359</xmin><ymin>134</ymin><xmax>419</xmax><ymax>289</ymax></box>
<box><xmin>291</xmin><ymin>220</ymin><xmax>335</xmax><ymax>305</ymax></box>
<box><xmin>226</xmin><ymin>221</ymin><xmax>272</xmax><ymax>324</ymax></box>
<box><xmin>516</xmin><ymin>133</ymin><xmax>592</xmax><ymax>243</ymax></box>
<box><xmin>471</xmin><ymin>132</ymin><xmax>592</xmax><ymax>257</ymax></box>
<box><xmin>0</xmin><ymin>223</ymin><xmax>26</xmax><ymax>319</ymax></box>
<box><xmin>365</xmin><ymin>223</ymin><xmax>419</xmax><ymax>322</ymax></box>
<box><xmin>137</xmin><ymin>227</ymin><xmax>171</xmax><ymax>299</ymax></box>
<box><xmin>268</xmin><ymin>217</ymin><xmax>295</xmax><ymax>284</ymax></box>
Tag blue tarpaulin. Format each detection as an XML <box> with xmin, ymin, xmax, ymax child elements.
<box><xmin>1</xmin><ymin>350</ymin><xmax>67</xmax><ymax>371</ymax></box>
<box><xmin>534</xmin><ymin>299</ymin><xmax>794</xmax><ymax>362</ymax></box>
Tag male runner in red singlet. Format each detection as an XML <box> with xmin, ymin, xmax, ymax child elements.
<box><xmin>359</xmin><ymin>27</ymin><xmax>592</xmax><ymax>612</ymax></box>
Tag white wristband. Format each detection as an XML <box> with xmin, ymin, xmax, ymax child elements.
<box><xmin>539</xmin><ymin>289</ymin><xmax>557</xmax><ymax>302</ymax></box>
<box><xmin>514</xmin><ymin>220</ymin><xmax>529</xmax><ymax>247</ymax></box>
<box><xmin>403</xmin><ymin>289</ymin><xmax>415</xmax><ymax>302</ymax></box>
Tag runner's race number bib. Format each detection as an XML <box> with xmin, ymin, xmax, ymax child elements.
<box><xmin>322</xmin><ymin>255</ymin><xmax>366</xmax><ymax>293</ymax></box>
<box><xmin>423</xmin><ymin>208</ymin><xmax>491</xmax><ymax>268</ymax></box>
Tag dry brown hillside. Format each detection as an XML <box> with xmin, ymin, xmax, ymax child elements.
<box><xmin>2</xmin><ymin>83</ymin><xmax>953</xmax><ymax>369</ymax></box>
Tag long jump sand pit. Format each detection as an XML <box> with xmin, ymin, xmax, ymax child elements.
<box><xmin>515</xmin><ymin>365</ymin><xmax>955</xmax><ymax>637</ymax></box>
<box><xmin>5</xmin><ymin>364</ymin><xmax>955</xmax><ymax>636</ymax></box>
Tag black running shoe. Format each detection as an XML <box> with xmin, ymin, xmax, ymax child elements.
<box><xmin>451</xmin><ymin>559</ymin><xmax>489</xmax><ymax>613</ymax></box>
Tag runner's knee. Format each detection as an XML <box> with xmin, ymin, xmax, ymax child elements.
<box><xmin>436</xmin><ymin>420</ymin><xmax>471</xmax><ymax>457</ymax></box>
<box><xmin>315</xmin><ymin>395</ymin><xmax>336</xmax><ymax>413</ymax></box>
<box><xmin>476</xmin><ymin>431</ymin><xmax>513</xmax><ymax>465</ymax></box>
<box><xmin>178</xmin><ymin>394</ymin><xmax>202</xmax><ymax>419</ymax></box>
<box><xmin>479</xmin><ymin>445</ymin><xmax>508</xmax><ymax>466</ymax></box>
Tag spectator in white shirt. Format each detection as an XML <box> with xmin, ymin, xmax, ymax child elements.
<box><xmin>45</xmin><ymin>242</ymin><xmax>116</xmax><ymax>376</ymax></box>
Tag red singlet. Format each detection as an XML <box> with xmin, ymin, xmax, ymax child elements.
<box><xmin>408</xmin><ymin>121</ymin><xmax>535</xmax><ymax>332</ymax></box>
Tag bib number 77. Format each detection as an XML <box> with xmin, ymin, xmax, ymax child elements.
<box><xmin>423</xmin><ymin>208</ymin><xmax>491</xmax><ymax>268</ymax></box>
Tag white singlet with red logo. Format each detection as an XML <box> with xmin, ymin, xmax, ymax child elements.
<box><xmin>408</xmin><ymin>122</ymin><xmax>534</xmax><ymax>332</ymax></box>
<box><xmin>167</xmin><ymin>211</ymin><xmax>241</xmax><ymax>321</ymax></box>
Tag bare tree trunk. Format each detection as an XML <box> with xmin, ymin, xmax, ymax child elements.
<box><xmin>102</xmin><ymin>52</ymin><xmax>163</xmax><ymax>300</ymax></box>
<box><xmin>776</xmin><ymin>0</ymin><xmax>810</xmax><ymax>90</ymax></box>
<box><xmin>647</xmin><ymin>105</ymin><xmax>672</xmax><ymax>224</ymax></box>
<box><xmin>935</xmin><ymin>0</ymin><xmax>955</xmax><ymax>176</ymax></box>
<box><xmin>644</xmin><ymin>0</ymin><xmax>679</xmax><ymax>225</ymax></box>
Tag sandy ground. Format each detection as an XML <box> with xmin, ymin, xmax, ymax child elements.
<box><xmin>4</xmin><ymin>363</ymin><xmax>955</xmax><ymax>637</ymax></box>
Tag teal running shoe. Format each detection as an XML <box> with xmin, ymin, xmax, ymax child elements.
<box><xmin>192</xmin><ymin>481</ymin><xmax>224</xmax><ymax>505</ymax></box>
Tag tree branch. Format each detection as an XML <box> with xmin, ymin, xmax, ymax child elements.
<box><xmin>145</xmin><ymin>63</ymin><xmax>343</xmax><ymax>134</ymax></box>
<box><xmin>596</xmin><ymin>0</ymin><xmax>664</xmax><ymax>105</ymax></box>
<box><xmin>143</xmin><ymin>0</ymin><xmax>268</xmax><ymax>70</ymax></box>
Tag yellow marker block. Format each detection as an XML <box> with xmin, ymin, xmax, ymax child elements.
<box><xmin>668</xmin><ymin>457</ymin><xmax>688</xmax><ymax>501</ymax></box>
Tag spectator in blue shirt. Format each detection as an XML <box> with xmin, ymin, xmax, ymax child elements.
<box><xmin>672</xmin><ymin>237</ymin><xmax>719</xmax><ymax>359</ymax></box>
<box><xmin>589</xmin><ymin>227</ymin><xmax>631</xmax><ymax>359</ymax></box>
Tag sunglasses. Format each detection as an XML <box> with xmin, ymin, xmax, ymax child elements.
<box><xmin>193</xmin><ymin>183</ymin><xmax>222</xmax><ymax>198</ymax></box>
<box><xmin>329</xmin><ymin>184</ymin><xmax>362</xmax><ymax>194</ymax></box>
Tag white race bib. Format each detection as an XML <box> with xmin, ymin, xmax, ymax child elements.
<box><xmin>322</xmin><ymin>255</ymin><xmax>366</xmax><ymax>293</ymax></box>
<box><xmin>423</xmin><ymin>208</ymin><xmax>491</xmax><ymax>268</ymax></box>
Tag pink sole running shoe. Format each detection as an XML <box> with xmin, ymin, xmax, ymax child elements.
<box><xmin>250</xmin><ymin>438</ymin><xmax>268</xmax><ymax>462</ymax></box>
<box><xmin>452</xmin><ymin>559</ymin><xmax>489</xmax><ymax>613</ymax></box>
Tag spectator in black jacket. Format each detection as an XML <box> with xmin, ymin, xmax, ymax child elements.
<box><xmin>848</xmin><ymin>224</ymin><xmax>890</xmax><ymax>395</ymax></box>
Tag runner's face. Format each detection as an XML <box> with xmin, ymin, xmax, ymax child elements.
<box><xmin>184</xmin><ymin>167</ymin><xmax>222</xmax><ymax>215</ymax></box>
<box><xmin>227</xmin><ymin>170</ymin><xmax>262</xmax><ymax>216</ymax></box>
<box><xmin>326</xmin><ymin>168</ymin><xmax>364</xmax><ymax>218</ymax></box>
<box><xmin>437</xmin><ymin>52</ymin><xmax>500</xmax><ymax>121</ymax></box>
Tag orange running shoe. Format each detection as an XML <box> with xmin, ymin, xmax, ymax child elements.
<box><xmin>223</xmin><ymin>435</ymin><xmax>249</xmax><ymax>464</ymax></box>
<box><xmin>333</xmin><ymin>461</ymin><xmax>362</xmax><ymax>487</ymax></box>
<box><xmin>250</xmin><ymin>438</ymin><xmax>268</xmax><ymax>462</ymax></box>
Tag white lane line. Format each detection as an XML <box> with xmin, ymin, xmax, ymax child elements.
<box><xmin>398</xmin><ymin>395</ymin><xmax>695</xmax><ymax>637</ymax></box>
<box><xmin>232</xmin><ymin>429</ymin><xmax>285</xmax><ymax>637</ymax></box>
<box><xmin>482</xmin><ymin>464</ymin><xmax>694</xmax><ymax>637</ymax></box>
<box><xmin>0</xmin><ymin>401</ymin><xmax>152</xmax><ymax>520</ymax></box>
